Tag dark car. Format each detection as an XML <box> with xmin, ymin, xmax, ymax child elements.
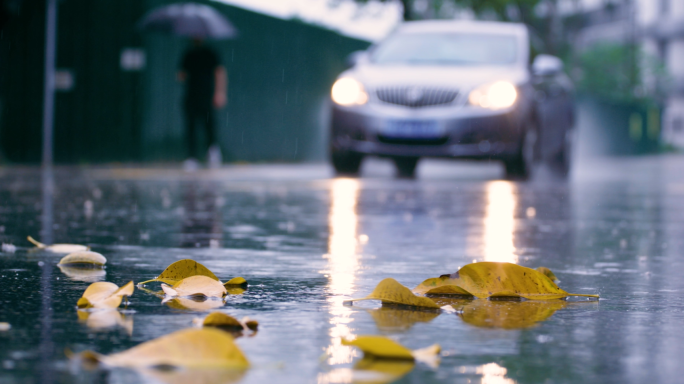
<box><xmin>328</xmin><ymin>20</ymin><xmax>574</xmax><ymax>179</ymax></box>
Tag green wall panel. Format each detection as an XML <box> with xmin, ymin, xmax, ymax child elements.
<box><xmin>0</xmin><ymin>0</ymin><xmax>369</xmax><ymax>164</ymax></box>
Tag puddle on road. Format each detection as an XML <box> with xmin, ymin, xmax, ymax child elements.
<box><xmin>1</xmin><ymin>167</ymin><xmax>684</xmax><ymax>384</ymax></box>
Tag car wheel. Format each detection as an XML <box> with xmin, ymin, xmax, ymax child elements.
<box><xmin>393</xmin><ymin>156</ymin><xmax>419</xmax><ymax>179</ymax></box>
<box><xmin>504</xmin><ymin>125</ymin><xmax>537</xmax><ymax>181</ymax></box>
<box><xmin>331</xmin><ymin>150</ymin><xmax>363</xmax><ymax>176</ymax></box>
<box><xmin>549</xmin><ymin>128</ymin><xmax>573</xmax><ymax>178</ymax></box>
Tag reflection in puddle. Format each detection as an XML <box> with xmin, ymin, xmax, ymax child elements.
<box><xmin>318</xmin><ymin>357</ymin><xmax>415</xmax><ymax>384</ymax></box>
<box><xmin>323</xmin><ymin>179</ymin><xmax>361</xmax><ymax>365</ymax></box>
<box><xmin>366</xmin><ymin>305</ymin><xmax>440</xmax><ymax>332</ymax></box>
<box><xmin>139</xmin><ymin>367</ymin><xmax>246</xmax><ymax>384</ymax></box>
<box><xmin>163</xmin><ymin>297</ymin><xmax>225</xmax><ymax>311</ymax></box>
<box><xmin>452</xmin><ymin>299</ymin><xmax>568</xmax><ymax>329</ymax></box>
<box><xmin>483</xmin><ymin>181</ymin><xmax>518</xmax><ymax>264</ymax></box>
<box><xmin>58</xmin><ymin>265</ymin><xmax>106</xmax><ymax>282</ymax></box>
<box><xmin>77</xmin><ymin>310</ymin><xmax>133</xmax><ymax>335</ymax></box>
<box><xmin>456</xmin><ymin>363</ymin><xmax>516</xmax><ymax>384</ymax></box>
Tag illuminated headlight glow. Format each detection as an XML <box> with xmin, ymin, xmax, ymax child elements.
<box><xmin>331</xmin><ymin>78</ymin><xmax>368</xmax><ymax>106</ymax></box>
<box><xmin>468</xmin><ymin>81</ymin><xmax>518</xmax><ymax>109</ymax></box>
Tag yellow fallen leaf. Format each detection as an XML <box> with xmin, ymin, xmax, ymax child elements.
<box><xmin>0</xmin><ymin>322</ymin><xmax>10</xmax><ymax>331</ymax></box>
<box><xmin>243</xmin><ymin>318</ymin><xmax>259</xmax><ymax>331</ymax></box>
<box><xmin>196</xmin><ymin>312</ymin><xmax>258</xmax><ymax>338</ymax></box>
<box><xmin>342</xmin><ymin>336</ymin><xmax>414</xmax><ymax>360</ymax></box>
<box><xmin>77</xmin><ymin>310</ymin><xmax>133</xmax><ymax>335</ymax></box>
<box><xmin>139</xmin><ymin>259</ymin><xmax>219</xmax><ymax>285</ymax></box>
<box><xmin>223</xmin><ymin>277</ymin><xmax>247</xmax><ymax>286</ymax></box>
<box><xmin>536</xmin><ymin>266</ymin><xmax>559</xmax><ymax>283</ymax></box>
<box><xmin>345</xmin><ymin>279</ymin><xmax>441</xmax><ymax>309</ymax></box>
<box><xmin>58</xmin><ymin>265</ymin><xmax>106</xmax><ymax>282</ymax></box>
<box><xmin>77</xmin><ymin>281</ymin><xmax>134</xmax><ymax>309</ymax></box>
<box><xmin>59</xmin><ymin>251</ymin><xmax>107</xmax><ymax>267</ymax></box>
<box><xmin>453</xmin><ymin>299</ymin><xmax>568</xmax><ymax>329</ymax></box>
<box><xmin>367</xmin><ymin>306</ymin><xmax>440</xmax><ymax>331</ymax></box>
<box><xmin>161</xmin><ymin>275</ymin><xmax>227</xmax><ymax>298</ymax></box>
<box><xmin>79</xmin><ymin>328</ymin><xmax>249</xmax><ymax>369</ymax></box>
<box><xmin>138</xmin><ymin>259</ymin><xmax>248</xmax><ymax>288</ymax></box>
<box><xmin>342</xmin><ymin>335</ymin><xmax>440</xmax><ymax>363</ymax></box>
<box><xmin>202</xmin><ymin>312</ymin><xmax>243</xmax><ymax>329</ymax></box>
<box><xmin>27</xmin><ymin>235</ymin><xmax>89</xmax><ymax>254</ymax></box>
<box><xmin>415</xmin><ymin>262</ymin><xmax>598</xmax><ymax>300</ymax></box>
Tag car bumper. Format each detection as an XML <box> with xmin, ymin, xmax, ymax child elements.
<box><xmin>331</xmin><ymin>104</ymin><xmax>526</xmax><ymax>160</ymax></box>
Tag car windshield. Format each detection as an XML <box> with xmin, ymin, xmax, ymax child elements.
<box><xmin>371</xmin><ymin>33</ymin><xmax>518</xmax><ymax>66</ymax></box>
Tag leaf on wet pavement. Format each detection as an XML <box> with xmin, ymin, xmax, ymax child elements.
<box><xmin>342</xmin><ymin>335</ymin><xmax>440</xmax><ymax>363</ymax></box>
<box><xmin>58</xmin><ymin>251</ymin><xmax>107</xmax><ymax>267</ymax></box>
<box><xmin>27</xmin><ymin>235</ymin><xmax>89</xmax><ymax>254</ymax></box>
<box><xmin>138</xmin><ymin>259</ymin><xmax>248</xmax><ymax>288</ymax></box>
<box><xmin>452</xmin><ymin>299</ymin><xmax>568</xmax><ymax>329</ymax></box>
<box><xmin>202</xmin><ymin>312</ymin><xmax>243</xmax><ymax>329</ymax></box>
<box><xmin>161</xmin><ymin>275</ymin><xmax>227</xmax><ymax>298</ymax></box>
<box><xmin>345</xmin><ymin>278</ymin><xmax>441</xmax><ymax>309</ymax></box>
<box><xmin>139</xmin><ymin>259</ymin><xmax>219</xmax><ymax>285</ymax></box>
<box><xmin>195</xmin><ymin>312</ymin><xmax>259</xmax><ymax>338</ymax></box>
<box><xmin>77</xmin><ymin>281</ymin><xmax>134</xmax><ymax>309</ymax></box>
<box><xmin>77</xmin><ymin>328</ymin><xmax>250</xmax><ymax>369</ymax></box>
<box><xmin>342</xmin><ymin>336</ymin><xmax>414</xmax><ymax>360</ymax></box>
<box><xmin>414</xmin><ymin>262</ymin><xmax>598</xmax><ymax>300</ymax></box>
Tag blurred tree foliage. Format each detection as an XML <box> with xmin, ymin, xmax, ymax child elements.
<box><xmin>575</xmin><ymin>43</ymin><xmax>668</xmax><ymax>103</ymax></box>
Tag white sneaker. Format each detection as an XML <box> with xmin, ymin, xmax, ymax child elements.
<box><xmin>208</xmin><ymin>145</ymin><xmax>222</xmax><ymax>169</ymax></box>
<box><xmin>183</xmin><ymin>158</ymin><xmax>200</xmax><ymax>172</ymax></box>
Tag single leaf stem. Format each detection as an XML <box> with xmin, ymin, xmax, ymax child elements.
<box><xmin>27</xmin><ymin>236</ymin><xmax>46</xmax><ymax>248</ymax></box>
<box><xmin>568</xmin><ymin>293</ymin><xmax>600</xmax><ymax>298</ymax></box>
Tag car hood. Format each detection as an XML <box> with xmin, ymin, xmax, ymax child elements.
<box><xmin>346</xmin><ymin>64</ymin><xmax>529</xmax><ymax>90</ymax></box>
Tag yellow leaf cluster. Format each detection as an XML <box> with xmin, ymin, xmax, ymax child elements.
<box><xmin>414</xmin><ymin>262</ymin><xmax>598</xmax><ymax>300</ymax></box>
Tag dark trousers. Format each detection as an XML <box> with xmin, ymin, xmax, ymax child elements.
<box><xmin>185</xmin><ymin>107</ymin><xmax>216</xmax><ymax>159</ymax></box>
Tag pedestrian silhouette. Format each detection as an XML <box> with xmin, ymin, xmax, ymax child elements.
<box><xmin>177</xmin><ymin>38</ymin><xmax>227</xmax><ymax>170</ymax></box>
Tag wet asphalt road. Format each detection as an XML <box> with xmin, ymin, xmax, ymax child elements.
<box><xmin>1</xmin><ymin>155</ymin><xmax>684</xmax><ymax>384</ymax></box>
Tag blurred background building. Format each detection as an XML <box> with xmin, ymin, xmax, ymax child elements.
<box><xmin>0</xmin><ymin>0</ymin><xmax>682</xmax><ymax>165</ymax></box>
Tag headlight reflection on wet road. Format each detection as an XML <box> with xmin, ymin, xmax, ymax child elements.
<box><xmin>322</xmin><ymin>178</ymin><xmax>362</xmax><ymax>366</ymax></box>
<box><xmin>483</xmin><ymin>181</ymin><xmax>518</xmax><ymax>264</ymax></box>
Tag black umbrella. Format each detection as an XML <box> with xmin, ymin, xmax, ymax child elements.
<box><xmin>138</xmin><ymin>2</ymin><xmax>238</xmax><ymax>39</ymax></box>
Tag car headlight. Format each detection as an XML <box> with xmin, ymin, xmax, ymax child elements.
<box><xmin>331</xmin><ymin>78</ymin><xmax>368</xmax><ymax>106</ymax></box>
<box><xmin>468</xmin><ymin>81</ymin><xmax>518</xmax><ymax>109</ymax></box>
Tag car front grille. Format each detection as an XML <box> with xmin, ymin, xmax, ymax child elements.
<box><xmin>375</xmin><ymin>87</ymin><xmax>458</xmax><ymax>108</ymax></box>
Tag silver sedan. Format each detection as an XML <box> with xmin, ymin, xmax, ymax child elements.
<box><xmin>328</xmin><ymin>20</ymin><xmax>574</xmax><ymax>179</ymax></box>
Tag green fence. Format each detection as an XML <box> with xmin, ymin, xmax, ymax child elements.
<box><xmin>0</xmin><ymin>0</ymin><xmax>369</xmax><ymax>164</ymax></box>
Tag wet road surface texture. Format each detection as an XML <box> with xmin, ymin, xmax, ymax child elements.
<box><xmin>1</xmin><ymin>156</ymin><xmax>684</xmax><ymax>384</ymax></box>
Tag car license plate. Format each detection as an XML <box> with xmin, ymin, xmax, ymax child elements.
<box><xmin>382</xmin><ymin>120</ymin><xmax>442</xmax><ymax>138</ymax></box>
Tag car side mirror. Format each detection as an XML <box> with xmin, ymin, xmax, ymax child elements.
<box><xmin>345</xmin><ymin>50</ymin><xmax>367</xmax><ymax>68</ymax></box>
<box><xmin>532</xmin><ymin>54</ymin><xmax>564</xmax><ymax>76</ymax></box>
